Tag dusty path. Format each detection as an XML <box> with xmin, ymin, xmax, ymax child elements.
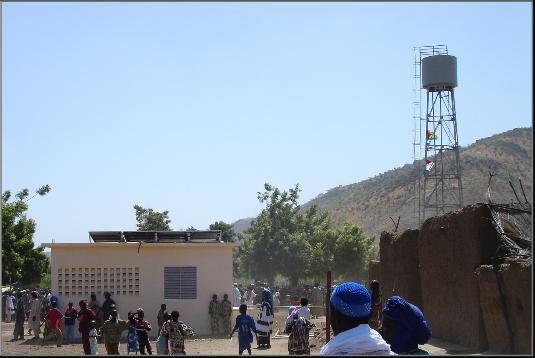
<box><xmin>1</xmin><ymin>321</ymin><xmax>492</xmax><ymax>355</ymax></box>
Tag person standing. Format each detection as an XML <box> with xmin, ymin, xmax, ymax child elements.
<box><xmin>319</xmin><ymin>282</ymin><xmax>392</xmax><ymax>355</ymax></box>
<box><xmin>208</xmin><ymin>294</ymin><xmax>220</xmax><ymax>336</ymax></box>
<box><xmin>229</xmin><ymin>304</ymin><xmax>258</xmax><ymax>355</ymax></box>
<box><xmin>368</xmin><ymin>280</ymin><xmax>383</xmax><ymax>331</ymax></box>
<box><xmin>101</xmin><ymin>309</ymin><xmax>130</xmax><ymax>355</ymax></box>
<box><xmin>133</xmin><ymin>308</ymin><xmax>153</xmax><ymax>355</ymax></box>
<box><xmin>29</xmin><ymin>291</ymin><xmax>42</xmax><ymax>339</ymax></box>
<box><xmin>41</xmin><ymin>290</ymin><xmax>50</xmax><ymax>313</ymax></box>
<box><xmin>89</xmin><ymin>293</ymin><xmax>103</xmax><ymax>332</ymax></box>
<box><xmin>298</xmin><ymin>298</ymin><xmax>311</xmax><ymax>321</ymax></box>
<box><xmin>238</xmin><ymin>284</ymin><xmax>246</xmax><ymax>305</ymax></box>
<box><xmin>64</xmin><ymin>301</ymin><xmax>78</xmax><ymax>345</ymax></box>
<box><xmin>127</xmin><ymin>312</ymin><xmax>140</xmax><ymax>355</ymax></box>
<box><xmin>256</xmin><ymin>288</ymin><xmax>274</xmax><ymax>349</ymax></box>
<box><xmin>243</xmin><ymin>287</ymin><xmax>256</xmax><ymax>306</ymax></box>
<box><xmin>285</xmin><ymin>306</ymin><xmax>314</xmax><ymax>355</ymax></box>
<box><xmin>157</xmin><ymin>303</ymin><xmax>167</xmax><ymax>333</ymax></box>
<box><xmin>101</xmin><ymin>291</ymin><xmax>116</xmax><ymax>322</ymax></box>
<box><xmin>156</xmin><ymin>312</ymin><xmax>171</xmax><ymax>355</ymax></box>
<box><xmin>219</xmin><ymin>294</ymin><xmax>233</xmax><ymax>335</ymax></box>
<box><xmin>50</xmin><ymin>294</ymin><xmax>59</xmax><ymax>310</ymax></box>
<box><xmin>42</xmin><ymin>300</ymin><xmax>63</xmax><ymax>347</ymax></box>
<box><xmin>161</xmin><ymin>310</ymin><xmax>188</xmax><ymax>355</ymax></box>
<box><xmin>89</xmin><ymin>320</ymin><xmax>99</xmax><ymax>355</ymax></box>
<box><xmin>2</xmin><ymin>293</ymin><xmax>6</xmax><ymax>321</ymax></box>
<box><xmin>233</xmin><ymin>284</ymin><xmax>242</xmax><ymax>308</ymax></box>
<box><xmin>5</xmin><ymin>291</ymin><xmax>14</xmax><ymax>323</ymax></box>
<box><xmin>13</xmin><ymin>291</ymin><xmax>25</xmax><ymax>340</ymax></box>
<box><xmin>310</xmin><ymin>283</ymin><xmax>323</xmax><ymax>319</ymax></box>
<box><xmin>78</xmin><ymin>299</ymin><xmax>96</xmax><ymax>355</ymax></box>
<box><xmin>10</xmin><ymin>292</ymin><xmax>17</xmax><ymax>321</ymax></box>
<box><xmin>22</xmin><ymin>290</ymin><xmax>31</xmax><ymax>321</ymax></box>
<box><xmin>273</xmin><ymin>290</ymin><xmax>281</xmax><ymax>311</ymax></box>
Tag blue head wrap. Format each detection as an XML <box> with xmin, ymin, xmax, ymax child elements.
<box><xmin>382</xmin><ymin>296</ymin><xmax>431</xmax><ymax>353</ymax></box>
<box><xmin>262</xmin><ymin>288</ymin><xmax>273</xmax><ymax>307</ymax></box>
<box><xmin>330</xmin><ymin>282</ymin><xmax>371</xmax><ymax>318</ymax></box>
<box><xmin>260</xmin><ymin>288</ymin><xmax>273</xmax><ymax>317</ymax></box>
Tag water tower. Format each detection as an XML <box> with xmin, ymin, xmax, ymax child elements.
<box><xmin>412</xmin><ymin>46</ymin><xmax>463</xmax><ymax>223</ymax></box>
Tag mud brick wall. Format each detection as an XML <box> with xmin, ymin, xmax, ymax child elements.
<box><xmin>418</xmin><ymin>204</ymin><xmax>500</xmax><ymax>350</ymax></box>
<box><xmin>498</xmin><ymin>261</ymin><xmax>532</xmax><ymax>354</ymax></box>
<box><xmin>476</xmin><ymin>265</ymin><xmax>513</xmax><ymax>353</ymax></box>
<box><xmin>379</xmin><ymin>229</ymin><xmax>422</xmax><ymax>309</ymax></box>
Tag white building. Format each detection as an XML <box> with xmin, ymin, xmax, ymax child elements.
<box><xmin>50</xmin><ymin>230</ymin><xmax>235</xmax><ymax>338</ymax></box>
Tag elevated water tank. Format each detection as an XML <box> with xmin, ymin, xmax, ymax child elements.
<box><xmin>422</xmin><ymin>55</ymin><xmax>457</xmax><ymax>89</ymax></box>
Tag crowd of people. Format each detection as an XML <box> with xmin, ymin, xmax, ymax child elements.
<box><xmin>231</xmin><ymin>282</ymin><xmax>326</xmax><ymax>318</ymax></box>
<box><xmin>228</xmin><ymin>279</ymin><xmax>432</xmax><ymax>356</ymax></box>
<box><xmin>2</xmin><ymin>289</ymin><xmax>195</xmax><ymax>355</ymax></box>
<box><xmin>4</xmin><ymin>279</ymin><xmax>432</xmax><ymax>356</ymax></box>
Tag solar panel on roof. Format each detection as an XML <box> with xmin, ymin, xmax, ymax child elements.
<box><xmin>123</xmin><ymin>231</ymin><xmax>157</xmax><ymax>243</ymax></box>
<box><xmin>89</xmin><ymin>230</ymin><xmax>222</xmax><ymax>243</ymax></box>
<box><xmin>157</xmin><ymin>232</ymin><xmax>188</xmax><ymax>243</ymax></box>
<box><xmin>189</xmin><ymin>231</ymin><xmax>221</xmax><ymax>242</ymax></box>
<box><xmin>89</xmin><ymin>231</ymin><xmax>123</xmax><ymax>243</ymax></box>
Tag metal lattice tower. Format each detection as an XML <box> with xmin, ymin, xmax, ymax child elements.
<box><xmin>413</xmin><ymin>45</ymin><xmax>463</xmax><ymax>224</ymax></box>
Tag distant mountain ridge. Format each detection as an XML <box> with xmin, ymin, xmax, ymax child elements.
<box><xmin>233</xmin><ymin>127</ymin><xmax>532</xmax><ymax>243</ymax></box>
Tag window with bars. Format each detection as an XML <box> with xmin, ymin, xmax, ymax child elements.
<box><xmin>164</xmin><ymin>267</ymin><xmax>197</xmax><ymax>299</ymax></box>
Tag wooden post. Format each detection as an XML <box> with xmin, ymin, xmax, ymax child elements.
<box><xmin>326</xmin><ymin>271</ymin><xmax>332</xmax><ymax>343</ymax></box>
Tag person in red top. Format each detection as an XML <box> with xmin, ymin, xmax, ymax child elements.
<box><xmin>78</xmin><ymin>299</ymin><xmax>96</xmax><ymax>355</ymax></box>
<box><xmin>42</xmin><ymin>300</ymin><xmax>63</xmax><ymax>347</ymax></box>
<box><xmin>133</xmin><ymin>308</ymin><xmax>153</xmax><ymax>355</ymax></box>
<box><xmin>64</xmin><ymin>301</ymin><xmax>78</xmax><ymax>345</ymax></box>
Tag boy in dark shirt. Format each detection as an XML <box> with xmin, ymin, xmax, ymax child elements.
<box><xmin>64</xmin><ymin>301</ymin><xmax>78</xmax><ymax>345</ymax></box>
<box><xmin>157</xmin><ymin>303</ymin><xmax>167</xmax><ymax>333</ymax></box>
<box><xmin>133</xmin><ymin>308</ymin><xmax>153</xmax><ymax>355</ymax></box>
<box><xmin>77</xmin><ymin>299</ymin><xmax>96</xmax><ymax>355</ymax></box>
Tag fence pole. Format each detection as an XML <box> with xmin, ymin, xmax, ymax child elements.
<box><xmin>326</xmin><ymin>271</ymin><xmax>332</xmax><ymax>343</ymax></box>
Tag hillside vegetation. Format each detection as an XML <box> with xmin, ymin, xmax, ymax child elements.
<box><xmin>234</xmin><ymin>128</ymin><xmax>532</xmax><ymax>245</ymax></box>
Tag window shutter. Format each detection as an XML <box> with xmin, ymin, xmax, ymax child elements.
<box><xmin>164</xmin><ymin>267</ymin><xmax>197</xmax><ymax>299</ymax></box>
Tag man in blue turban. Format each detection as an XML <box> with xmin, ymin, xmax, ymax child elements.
<box><xmin>380</xmin><ymin>296</ymin><xmax>431</xmax><ymax>355</ymax></box>
<box><xmin>256</xmin><ymin>288</ymin><xmax>274</xmax><ymax>349</ymax></box>
<box><xmin>320</xmin><ymin>282</ymin><xmax>393</xmax><ymax>355</ymax></box>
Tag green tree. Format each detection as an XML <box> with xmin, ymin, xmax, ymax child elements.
<box><xmin>2</xmin><ymin>185</ymin><xmax>51</xmax><ymax>287</ymax></box>
<box><xmin>40</xmin><ymin>266</ymin><xmax>52</xmax><ymax>289</ymax></box>
<box><xmin>331</xmin><ymin>223</ymin><xmax>374</xmax><ymax>281</ymax></box>
<box><xmin>237</xmin><ymin>183</ymin><xmax>374</xmax><ymax>286</ymax></box>
<box><xmin>133</xmin><ymin>204</ymin><xmax>171</xmax><ymax>231</ymax></box>
<box><xmin>209</xmin><ymin>221</ymin><xmax>237</xmax><ymax>243</ymax></box>
<box><xmin>240</xmin><ymin>183</ymin><xmax>335</xmax><ymax>286</ymax></box>
<box><xmin>186</xmin><ymin>226</ymin><xmax>198</xmax><ymax>231</ymax></box>
<box><xmin>239</xmin><ymin>183</ymin><xmax>301</xmax><ymax>285</ymax></box>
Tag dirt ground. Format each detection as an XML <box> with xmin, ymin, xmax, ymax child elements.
<box><xmin>1</xmin><ymin>320</ymin><xmax>495</xmax><ymax>355</ymax></box>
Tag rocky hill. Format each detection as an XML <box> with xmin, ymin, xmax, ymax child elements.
<box><xmin>233</xmin><ymin>127</ymin><xmax>532</xmax><ymax>244</ymax></box>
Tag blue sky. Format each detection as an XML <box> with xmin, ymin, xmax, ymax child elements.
<box><xmin>2</xmin><ymin>2</ymin><xmax>532</xmax><ymax>245</ymax></box>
